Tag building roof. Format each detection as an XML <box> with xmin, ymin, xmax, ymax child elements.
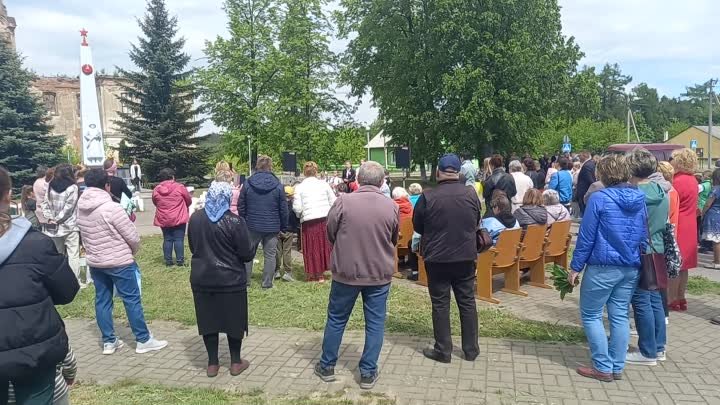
<box><xmin>692</xmin><ymin>126</ymin><xmax>720</xmax><ymax>139</ymax></box>
<box><xmin>365</xmin><ymin>130</ymin><xmax>391</xmax><ymax>148</ymax></box>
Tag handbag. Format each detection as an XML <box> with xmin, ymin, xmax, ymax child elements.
<box><xmin>639</xmin><ymin>214</ymin><xmax>668</xmax><ymax>291</ymax></box>
<box><xmin>662</xmin><ymin>222</ymin><xmax>681</xmax><ymax>279</ymax></box>
<box><xmin>476</xmin><ymin>227</ymin><xmax>493</xmax><ymax>253</ymax></box>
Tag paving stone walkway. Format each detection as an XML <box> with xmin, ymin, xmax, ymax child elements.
<box><xmin>66</xmin><ymin>277</ymin><xmax>720</xmax><ymax>405</ymax></box>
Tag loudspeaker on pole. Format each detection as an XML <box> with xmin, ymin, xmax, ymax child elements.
<box><xmin>395</xmin><ymin>147</ymin><xmax>410</xmax><ymax>169</ymax></box>
<box><xmin>282</xmin><ymin>151</ymin><xmax>297</xmax><ymax>172</ymax></box>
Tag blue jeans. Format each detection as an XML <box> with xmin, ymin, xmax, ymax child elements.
<box><xmin>91</xmin><ymin>262</ymin><xmax>150</xmax><ymax>344</ymax></box>
<box><xmin>161</xmin><ymin>224</ymin><xmax>186</xmax><ymax>264</ymax></box>
<box><xmin>0</xmin><ymin>366</ymin><xmax>55</xmax><ymax>405</ymax></box>
<box><xmin>320</xmin><ymin>281</ymin><xmax>390</xmax><ymax>377</ymax></box>
<box><xmin>632</xmin><ymin>288</ymin><xmax>666</xmax><ymax>358</ymax></box>
<box><xmin>579</xmin><ymin>265</ymin><xmax>639</xmax><ymax>373</ymax></box>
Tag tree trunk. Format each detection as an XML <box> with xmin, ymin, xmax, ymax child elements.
<box><xmin>420</xmin><ymin>161</ymin><xmax>427</xmax><ymax>181</ymax></box>
<box><xmin>430</xmin><ymin>162</ymin><xmax>437</xmax><ymax>182</ymax></box>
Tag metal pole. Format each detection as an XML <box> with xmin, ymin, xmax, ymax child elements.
<box><xmin>709</xmin><ymin>79</ymin><xmax>716</xmax><ymax>169</ymax></box>
<box><xmin>248</xmin><ymin>135</ymin><xmax>252</xmax><ymax>176</ymax></box>
<box><xmin>366</xmin><ymin>128</ymin><xmax>371</xmax><ymax>161</ymax></box>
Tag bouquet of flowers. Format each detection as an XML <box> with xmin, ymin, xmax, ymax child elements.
<box><xmin>549</xmin><ymin>265</ymin><xmax>580</xmax><ymax>300</ymax></box>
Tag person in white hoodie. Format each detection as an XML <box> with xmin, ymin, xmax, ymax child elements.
<box><xmin>293</xmin><ymin>161</ymin><xmax>337</xmax><ymax>282</ymax></box>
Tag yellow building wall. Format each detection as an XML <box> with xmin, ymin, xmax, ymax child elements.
<box><xmin>667</xmin><ymin>127</ymin><xmax>720</xmax><ymax>166</ymax></box>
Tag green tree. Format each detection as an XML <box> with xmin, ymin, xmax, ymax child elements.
<box><xmin>0</xmin><ymin>40</ymin><xmax>62</xmax><ymax>192</ymax></box>
<box><xmin>533</xmin><ymin>118</ymin><xmax>625</xmax><ymax>155</ymax></box>
<box><xmin>198</xmin><ymin>0</ymin><xmax>282</xmax><ymax>161</ymax></box>
<box><xmin>115</xmin><ymin>0</ymin><xmax>206</xmax><ymax>183</ymax></box>
<box><xmin>598</xmin><ymin>63</ymin><xmax>632</xmax><ymax>121</ymax></box>
<box><xmin>273</xmin><ymin>0</ymin><xmax>350</xmax><ymax>162</ymax></box>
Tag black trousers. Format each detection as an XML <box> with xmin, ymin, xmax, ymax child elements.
<box><xmin>426</xmin><ymin>261</ymin><xmax>479</xmax><ymax>358</ymax></box>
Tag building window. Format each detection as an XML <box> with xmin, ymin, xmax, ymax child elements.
<box><xmin>120</xmin><ymin>92</ymin><xmax>131</xmax><ymax>114</ymax></box>
<box><xmin>42</xmin><ymin>92</ymin><xmax>57</xmax><ymax>115</ymax></box>
<box><xmin>76</xmin><ymin>94</ymin><xmax>81</xmax><ymax>117</ymax></box>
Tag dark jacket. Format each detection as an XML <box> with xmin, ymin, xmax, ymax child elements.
<box><xmin>413</xmin><ymin>178</ymin><xmax>481</xmax><ymax>263</ymax></box>
<box><xmin>482</xmin><ymin>168</ymin><xmax>517</xmax><ymax>203</ymax></box>
<box><xmin>513</xmin><ymin>205</ymin><xmax>548</xmax><ymax>228</ymax></box>
<box><xmin>526</xmin><ymin>170</ymin><xmax>545</xmax><ymax>190</ymax></box>
<box><xmin>108</xmin><ymin>176</ymin><xmax>132</xmax><ymax>202</ymax></box>
<box><xmin>341</xmin><ymin>168</ymin><xmax>356</xmax><ymax>183</ymax></box>
<box><xmin>238</xmin><ymin>171</ymin><xmax>288</xmax><ymax>233</ymax></box>
<box><xmin>327</xmin><ymin>185</ymin><xmax>399</xmax><ymax>286</ymax></box>
<box><xmin>576</xmin><ymin>160</ymin><xmax>596</xmax><ymax>207</ymax></box>
<box><xmin>188</xmin><ymin>210</ymin><xmax>254</xmax><ymax>292</ymax></box>
<box><xmin>0</xmin><ymin>217</ymin><xmax>79</xmax><ymax>379</ymax></box>
<box><xmin>570</xmin><ymin>184</ymin><xmax>647</xmax><ymax>272</ymax></box>
<box><xmin>287</xmin><ymin>199</ymin><xmax>300</xmax><ymax>233</ymax></box>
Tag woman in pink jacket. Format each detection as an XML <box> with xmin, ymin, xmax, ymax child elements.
<box><xmin>77</xmin><ymin>168</ymin><xmax>168</xmax><ymax>355</ymax></box>
<box><xmin>152</xmin><ymin>168</ymin><xmax>192</xmax><ymax>267</ymax></box>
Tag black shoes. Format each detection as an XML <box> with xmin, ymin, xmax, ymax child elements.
<box><xmin>360</xmin><ymin>372</ymin><xmax>379</xmax><ymax>389</ymax></box>
<box><xmin>422</xmin><ymin>348</ymin><xmax>451</xmax><ymax>363</ymax></box>
<box><xmin>314</xmin><ymin>363</ymin><xmax>336</xmax><ymax>382</ymax></box>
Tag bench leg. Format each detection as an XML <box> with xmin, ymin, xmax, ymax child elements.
<box><xmin>528</xmin><ymin>259</ymin><xmax>552</xmax><ymax>289</ymax></box>
<box><xmin>476</xmin><ymin>251</ymin><xmax>499</xmax><ymax>304</ymax></box>
<box><xmin>417</xmin><ymin>258</ymin><xmax>428</xmax><ymax>287</ymax></box>
<box><xmin>501</xmin><ymin>264</ymin><xmax>528</xmax><ymax>297</ymax></box>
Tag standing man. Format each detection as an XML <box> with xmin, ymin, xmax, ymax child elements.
<box><xmin>460</xmin><ymin>152</ymin><xmax>477</xmax><ymax>187</ymax></box>
<box><xmin>575</xmin><ymin>151</ymin><xmax>596</xmax><ymax>216</ymax></box>
<box><xmin>413</xmin><ymin>154</ymin><xmax>481</xmax><ymax>363</ymax></box>
<box><xmin>315</xmin><ymin>161</ymin><xmax>399</xmax><ymax>389</ymax></box>
<box><xmin>341</xmin><ymin>161</ymin><xmax>356</xmax><ymax>193</ymax></box>
<box><xmin>239</xmin><ymin>155</ymin><xmax>288</xmax><ymax>289</ymax></box>
<box><xmin>482</xmin><ymin>154</ymin><xmax>517</xmax><ymax>216</ymax></box>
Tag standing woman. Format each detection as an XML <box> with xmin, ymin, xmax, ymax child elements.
<box><xmin>41</xmin><ymin>163</ymin><xmax>83</xmax><ymax>286</ymax></box>
<box><xmin>130</xmin><ymin>159</ymin><xmax>142</xmax><ymax>192</ymax></box>
<box><xmin>33</xmin><ymin>166</ymin><xmax>51</xmax><ymax>226</ymax></box>
<box><xmin>669</xmin><ymin>148</ymin><xmax>698</xmax><ymax>311</ymax></box>
<box><xmin>188</xmin><ymin>181</ymin><xmax>254</xmax><ymax>378</ymax></box>
<box><xmin>153</xmin><ymin>168</ymin><xmax>192</xmax><ymax>267</ymax></box>
<box><xmin>293</xmin><ymin>161</ymin><xmax>336</xmax><ymax>282</ymax></box>
<box><xmin>701</xmin><ymin>169</ymin><xmax>720</xmax><ymax>268</ymax></box>
<box><xmin>569</xmin><ymin>154</ymin><xmax>646</xmax><ymax>381</ymax></box>
<box><xmin>0</xmin><ymin>167</ymin><xmax>80</xmax><ymax>405</ymax></box>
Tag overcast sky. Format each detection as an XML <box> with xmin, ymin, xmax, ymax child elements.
<box><xmin>9</xmin><ymin>0</ymin><xmax>720</xmax><ymax>127</ymax></box>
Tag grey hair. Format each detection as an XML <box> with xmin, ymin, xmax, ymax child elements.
<box><xmin>509</xmin><ymin>160</ymin><xmax>523</xmax><ymax>173</ymax></box>
<box><xmin>358</xmin><ymin>161</ymin><xmax>385</xmax><ymax>187</ymax></box>
<box><xmin>542</xmin><ymin>189</ymin><xmax>561</xmax><ymax>206</ymax></box>
<box><xmin>392</xmin><ymin>187</ymin><xmax>409</xmax><ymax>199</ymax></box>
<box><xmin>627</xmin><ymin>147</ymin><xmax>657</xmax><ymax>179</ymax></box>
<box><xmin>408</xmin><ymin>183</ymin><xmax>423</xmax><ymax>195</ymax></box>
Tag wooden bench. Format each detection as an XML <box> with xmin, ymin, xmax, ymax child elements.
<box><xmin>394</xmin><ymin>217</ymin><xmax>415</xmax><ymax>276</ymax></box>
<box><xmin>417</xmin><ymin>254</ymin><xmax>428</xmax><ymax>286</ymax></box>
<box><xmin>545</xmin><ymin>220</ymin><xmax>572</xmax><ymax>270</ymax></box>
<box><xmin>476</xmin><ymin>228</ymin><xmax>524</xmax><ymax>304</ymax></box>
<box><xmin>519</xmin><ymin>224</ymin><xmax>552</xmax><ymax>290</ymax></box>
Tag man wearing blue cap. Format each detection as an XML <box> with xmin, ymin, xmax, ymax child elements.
<box><xmin>412</xmin><ymin>153</ymin><xmax>481</xmax><ymax>363</ymax></box>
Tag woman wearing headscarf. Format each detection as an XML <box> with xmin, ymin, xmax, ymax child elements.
<box><xmin>188</xmin><ymin>181</ymin><xmax>254</xmax><ymax>378</ymax></box>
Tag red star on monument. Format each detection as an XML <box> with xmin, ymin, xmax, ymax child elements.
<box><xmin>80</xmin><ymin>28</ymin><xmax>88</xmax><ymax>46</ymax></box>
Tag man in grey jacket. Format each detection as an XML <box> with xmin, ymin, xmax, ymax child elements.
<box><xmin>314</xmin><ymin>161</ymin><xmax>399</xmax><ymax>390</ymax></box>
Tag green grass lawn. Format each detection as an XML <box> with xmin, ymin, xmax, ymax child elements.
<box><xmin>687</xmin><ymin>276</ymin><xmax>720</xmax><ymax>295</ymax></box>
<box><xmin>71</xmin><ymin>380</ymin><xmax>395</xmax><ymax>405</ymax></box>
<box><xmin>59</xmin><ymin>236</ymin><xmax>584</xmax><ymax>342</ymax></box>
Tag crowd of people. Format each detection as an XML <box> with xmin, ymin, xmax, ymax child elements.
<box><xmin>3</xmin><ymin>144</ymin><xmax>720</xmax><ymax>403</ymax></box>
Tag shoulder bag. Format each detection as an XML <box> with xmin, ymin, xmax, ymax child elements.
<box><xmin>639</xmin><ymin>213</ymin><xmax>668</xmax><ymax>291</ymax></box>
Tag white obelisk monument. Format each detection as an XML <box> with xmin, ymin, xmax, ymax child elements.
<box><xmin>79</xmin><ymin>29</ymin><xmax>105</xmax><ymax>167</ymax></box>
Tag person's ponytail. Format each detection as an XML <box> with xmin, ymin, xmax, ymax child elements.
<box><xmin>0</xmin><ymin>166</ymin><xmax>12</xmax><ymax>238</ymax></box>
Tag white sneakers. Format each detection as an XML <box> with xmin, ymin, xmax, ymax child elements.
<box><xmin>626</xmin><ymin>350</ymin><xmax>667</xmax><ymax>365</ymax></box>
<box><xmin>102</xmin><ymin>337</ymin><xmax>168</xmax><ymax>355</ymax></box>
<box><xmin>102</xmin><ymin>339</ymin><xmax>124</xmax><ymax>355</ymax></box>
<box><xmin>135</xmin><ymin>337</ymin><xmax>169</xmax><ymax>354</ymax></box>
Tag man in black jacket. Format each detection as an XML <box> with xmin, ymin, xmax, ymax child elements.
<box><xmin>482</xmin><ymin>154</ymin><xmax>516</xmax><ymax>217</ymax></box>
<box><xmin>413</xmin><ymin>154</ymin><xmax>481</xmax><ymax>363</ymax></box>
<box><xmin>575</xmin><ymin>151</ymin><xmax>596</xmax><ymax>216</ymax></box>
<box><xmin>341</xmin><ymin>160</ymin><xmax>356</xmax><ymax>192</ymax></box>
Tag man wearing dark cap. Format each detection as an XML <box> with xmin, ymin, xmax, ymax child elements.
<box><xmin>413</xmin><ymin>153</ymin><xmax>481</xmax><ymax>363</ymax></box>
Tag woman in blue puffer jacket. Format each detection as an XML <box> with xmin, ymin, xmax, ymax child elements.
<box><xmin>568</xmin><ymin>154</ymin><xmax>647</xmax><ymax>383</ymax></box>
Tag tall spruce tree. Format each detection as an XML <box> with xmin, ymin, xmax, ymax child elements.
<box><xmin>115</xmin><ymin>0</ymin><xmax>205</xmax><ymax>183</ymax></box>
<box><xmin>0</xmin><ymin>39</ymin><xmax>62</xmax><ymax>192</ymax></box>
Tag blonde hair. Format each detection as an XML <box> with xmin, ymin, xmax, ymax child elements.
<box><xmin>215</xmin><ymin>160</ymin><xmax>231</xmax><ymax>173</ymax></box>
<box><xmin>671</xmin><ymin>148</ymin><xmax>698</xmax><ymax>174</ymax></box>
<box><xmin>657</xmin><ymin>161</ymin><xmax>675</xmax><ymax>182</ymax></box>
<box><xmin>408</xmin><ymin>183</ymin><xmax>423</xmax><ymax>195</ymax></box>
<box><xmin>597</xmin><ymin>154</ymin><xmax>630</xmax><ymax>186</ymax></box>
<box><xmin>303</xmin><ymin>161</ymin><xmax>319</xmax><ymax>177</ymax></box>
<box><xmin>256</xmin><ymin>155</ymin><xmax>272</xmax><ymax>171</ymax></box>
<box><xmin>392</xmin><ymin>187</ymin><xmax>409</xmax><ymax>199</ymax></box>
<box><xmin>215</xmin><ymin>170</ymin><xmax>234</xmax><ymax>183</ymax></box>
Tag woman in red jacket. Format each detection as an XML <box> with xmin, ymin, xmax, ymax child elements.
<box><xmin>152</xmin><ymin>168</ymin><xmax>192</xmax><ymax>266</ymax></box>
<box><xmin>669</xmin><ymin>149</ymin><xmax>698</xmax><ymax>311</ymax></box>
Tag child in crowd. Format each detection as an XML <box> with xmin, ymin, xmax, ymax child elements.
<box><xmin>7</xmin><ymin>342</ymin><xmax>77</xmax><ymax>405</ymax></box>
<box><xmin>20</xmin><ymin>185</ymin><xmax>40</xmax><ymax>230</ymax></box>
<box><xmin>275</xmin><ymin>186</ymin><xmax>299</xmax><ymax>282</ymax></box>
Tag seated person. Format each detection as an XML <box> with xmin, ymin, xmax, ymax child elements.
<box><xmin>543</xmin><ymin>189</ymin><xmax>571</xmax><ymax>225</ymax></box>
<box><xmin>408</xmin><ymin>183</ymin><xmax>423</xmax><ymax>207</ymax></box>
<box><xmin>481</xmin><ymin>191</ymin><xmax>520</xmax><ymax>244</ymax></box>
<box><xmin>513</xmin><ymin>188</ymin><xmax>547</xmax><ymax>228</ymax></box>
<box><xmin>392</xmin><ymin>187</ymin><xmax>414</xmax><ymax>219</ymax></box>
